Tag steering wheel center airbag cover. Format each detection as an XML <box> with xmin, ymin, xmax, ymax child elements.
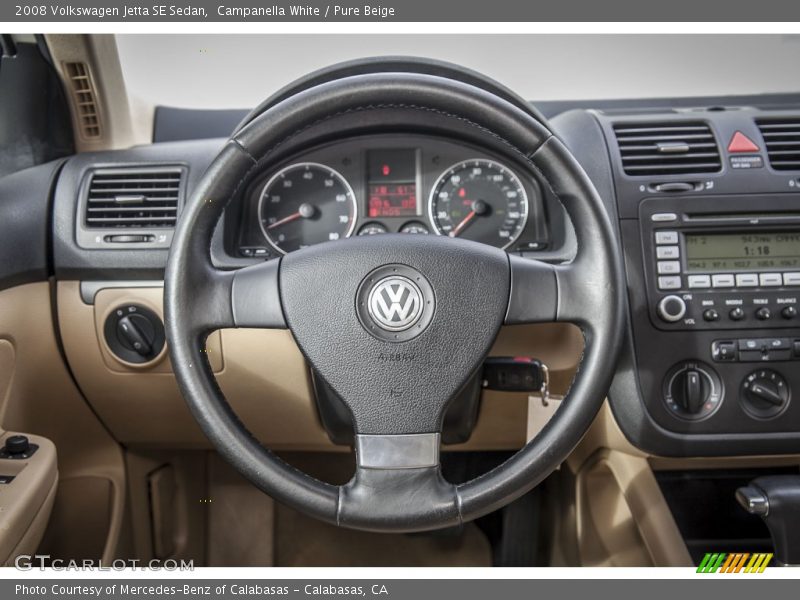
<box><xmin>357</xmin><ymin>263</ymin><xmax>434</xmax><ymax>341</ymax></box>
<box><xmin>279</xmin><ymin>234</ymin><xmax>509</xmax><ymax>435</ymax></box>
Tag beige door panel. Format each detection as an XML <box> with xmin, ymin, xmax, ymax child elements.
<box><xmin>0</xmin><ymin>283</ymin><xmax>126</xmax><ymax>564</ymax></box>
<box><xmin>0</xmin><ymin>433</ymin><xmax>58</xmax><ymax>565</ymax></box>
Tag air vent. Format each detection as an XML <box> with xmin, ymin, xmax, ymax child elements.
<box><xmin>84</xmin><ymin>168</ymin><xmax>183</xmax><ymax>229</ymax></box>
<box><xmin>613</xmin><ymin>122</ymin><xmax>722</xmax><ymax>176</ymax></box>
<box><xmin>757</xmin><ymin>119</ymin><xmax>800</xmax><ymax>171</ymax></box>
<box><xmin>64</xmin><ymin>62</ymin><xmax>102</xmax><ymax>139</ymax></box>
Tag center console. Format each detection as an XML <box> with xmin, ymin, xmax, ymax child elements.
<box><xmin>641</xmin><ymin>195</ymin><xmax>800</xmax><ymax>424</ymax></box>
<box><xmin>583</xmin><ymin>106</ymin><xmax>800</xmax><ymax>455</ymax></box>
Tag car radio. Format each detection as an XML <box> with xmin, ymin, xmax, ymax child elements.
<box><xmin>641</xmin><ymin>194</ymin><xmax>800</xmax><ymax>331</ymax></box>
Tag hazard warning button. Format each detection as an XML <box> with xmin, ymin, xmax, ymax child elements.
<box><xmin>728</xmin><ymin>131</ymin><xmax>760</xmax><ymax>153</ymax></box>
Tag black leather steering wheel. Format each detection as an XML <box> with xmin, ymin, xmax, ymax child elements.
<box><xmin>164</xmin><ymin>62</ymin><xmax>625</xmax><ymax>532</ymax></box>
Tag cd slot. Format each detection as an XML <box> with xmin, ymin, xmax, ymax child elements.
<box><xmin>684</xmin><ymin>212</ymin><xmax>800</xmax><ymax>224</ymax></box>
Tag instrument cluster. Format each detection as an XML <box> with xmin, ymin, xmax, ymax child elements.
<box><xmin>234</xmin><ymin>135</ymin><xmax>550</xmax><ymax>258</ymax></box>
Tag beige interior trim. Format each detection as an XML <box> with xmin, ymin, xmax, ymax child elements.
<box><xmin>3</xmin><ymin>480</ymin><xmax>58</xmax><ymax>567</ymax></box>
<box><xmin>0</xmin><ymin>432</ymin><xmax>58</xmax><ymax>565</ymax></box>
<box><xmin>125</xmin><ymin>450</ymin><xmax>209</xmax><ymax>564</ymax></box>
<box><xmin>0</xmin><ymin>283</ymin><xmax>126</xmax><ymax>564</ymax></box>
<box><xmin>44</xmin><ymin>34</ymin><xmax>149</xmax><ymax>152</ymax></box>
<box><xmin>58</xmin><ymin>281</ymin><xmax>584</xmax><ymax>450</ymax></box>
<box><xmin>93</xmin><ymin>287</ymin><xmax>223</xmax><ymax>373</ymax></box>
<box><xmin>575</xmin><ymin>449</ymin><xmax>692</xmax><ymax>567</ymax></box>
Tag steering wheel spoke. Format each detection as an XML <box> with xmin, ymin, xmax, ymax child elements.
<box><xmin>355</xmin><ymin>432</ymin><xmax>440</xmax><ymax>470</ymax></box>
<box><xmin>505</xmin><ymin>254</ymin><xmax>558</xmax><ymax>324</ymax></box>
<box><xmin>229</xmin><ymin>258</ymin><xmax>286</xmax><ymax>329</ymax></box>
<box><xmin>186</xmin><ymin>259</ymin><xmax>286</xmax><ymax>334</ymax></box>
<box><xmin>338</xmin><ymin>431</ymin><xmax>461</xmax><ymax>532</ymax></box>
<box><xmin>506</xmin><ymin>254</ymin><xmax>607</xmax><ymax>329</ymax></box>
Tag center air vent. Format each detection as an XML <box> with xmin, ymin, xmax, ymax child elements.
<box><xmin>756</xmin><ymin>119</ymin><xmax>800</xmax><ymax>171</ymax></box>
<box><xmin>613</xmin><ymin>122</ymin><xmax>722</xmax><ymax>176</ymax></box>
<box><xmin>84</xmin><ymin>168</ymin><xmax>184</xmax><ymax>229</ymax></box>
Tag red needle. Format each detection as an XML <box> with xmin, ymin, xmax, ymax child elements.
<box><xmin>449</xmin><ymin>210</ymin><xmax>476</xmax><ymax>238</ymax></box>
<box><xmin>266</xmin><ymin>211</ymin><xmax>302</xmax><ymax>230</ymax></box>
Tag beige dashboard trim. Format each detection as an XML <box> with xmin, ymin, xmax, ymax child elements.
<box><xmin>57</xmin><ymin>281</ymin><xmax>584</xmax><ymax>451</ymax></box>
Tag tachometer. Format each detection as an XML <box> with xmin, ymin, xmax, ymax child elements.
<box><xmin>428</xmin><ymin>159</ymin><xmax>528</xmax><ymax>249</ymax></box>
<box><xmin>258</xmin><ymin>162</ymin><xmax>357</xmax><ymax>254</ymax></box>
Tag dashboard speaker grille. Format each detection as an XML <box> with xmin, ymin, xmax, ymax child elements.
<box><xmin>64</xmin><ymin>62</ymin><xmax>102</xmax><ymax>140</ymax></box>
<box><xmin>613</xmin><ymin>121</ymin><xmax>722</xmax><ymax>176</ymax></box>
<box><xmin>756</xmin><ymin>119</ymin><xmax>800</xmax><ymax>171</ymax></box>
<box><xmin>84</xmin><ymin>168</ymin><xmax>183</xmax><ymax>229</ymax></box>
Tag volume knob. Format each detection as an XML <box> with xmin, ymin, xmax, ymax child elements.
<box><xmin>657</xmin><ymin>295</ymin><xmax>686</xmax><ymax>323</ymax></box>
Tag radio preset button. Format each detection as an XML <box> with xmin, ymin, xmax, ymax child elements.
<box><xmin>756</xmin><ymin>307</ymin><xmax>772</xmax><ymax>321</ymax></box>
<box><xmin>735</xmin><ymin>273</ymin><xmax>759</xmax><ymax>287</ymax></box>
<box><xmin>729</xmin><ymin>307</ymin><xmax>746</xmax><ymax>321</ymax></box>
<box><xmin>657</xmin><ymin>295</ymin><xmax>687</xmax><ymax>322</ymax></box>
<box><xmin>712</xmin><ymin>274</ymin><xmax>735</xmax><ymax>288</ymax></box>
<box><xmin>783</xmin><ymin>272</ymin><xmax>800</xmax><ymax>286</ymax></box>
<box><xmin>760</xmin><ymin>273</ymin><xmax>783</xmax><ymax>287</ymax></box>
<box><xmin>658</xmin><ymin>276</ymin><xmax>681</xmax><ymax>290</ymax></box>
<box><xmin>655</xmin><ymin>231</ymin><xmax>679</xmax><ymax>245</ymax></box>
<box><xmin>656</xmin><ymin>246</ymin><xmax>680</xmax><ymax>259</ymax></box>
<box><xmin>657</xmin><ymin>261</ymin><xmax>681</xmax><ymax>275</ymax></box>
<box><xmin>688</xmin><ymin>275</ymin><xmax>711</xmax><ymax>289</ymax></box>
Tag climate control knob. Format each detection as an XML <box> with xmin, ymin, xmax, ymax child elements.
<box><xmin>657</xmin><ymin>295</ymin><xmax>686</xmax><ymax>323</ymax></box>
<box><xmin>741</xmin><ymin>370</ymin><xmax>790</xmax><ymax>419</ymax></box>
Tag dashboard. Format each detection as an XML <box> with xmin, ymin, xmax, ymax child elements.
<box><xmin>232</xmin><ymin>135</ymin><xmax>550</xmax><ymax>260</ymax></box>
<box><xmin>4</xmin><ymin>86</ymin><xmax>800</xmax><ymax>458</ymax></box>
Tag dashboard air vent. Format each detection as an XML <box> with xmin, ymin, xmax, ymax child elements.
<box><xmin>84</xmin><ymin>168</ymin><xmax>183</xmax><ymax>229</ymax></box>
<box><xmin>64</xmin><ymin>62</ymin><xmax>102</xmax><ymax>139</ymax></box>
<box><xmin>613</xmin><ymin>122</ymin><xmax>722</xmax><ymax>176</ymax></box>
<box><xmin>756</xmin><ymin>119</ymin><xmax>800</xmax><ymax>171</ymax></box>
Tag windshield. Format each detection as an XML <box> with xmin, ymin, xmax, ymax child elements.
<box><xmin>116</xmin><ymin>34</ymin><xmax>800</xmax><ymax>110</ymax></box>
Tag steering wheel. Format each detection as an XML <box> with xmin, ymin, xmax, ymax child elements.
<box><xmin>164</xmin><ymin>63</ymin><xmax>624</xmax><ymax>532</ymax></box>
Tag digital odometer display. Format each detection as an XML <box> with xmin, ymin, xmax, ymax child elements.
<box><xmin>685</xmin><ymin>232</ymin><xmax>800</xmax><ymax>272</ymax></box>
<box><xmin>367</xmin><ymin>149</ymin><xmax>419</xmax><ymax>217</ymax></box>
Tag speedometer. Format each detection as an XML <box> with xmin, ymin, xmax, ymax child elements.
<box><xmin>428</xmin><ymin>159</ymin><xmax>528</xmax><ymax>249</ymax></box>
<box><xmin>258</xmin><ymin>162</ymin><xmax>357</xmax><ymax>254</ymax></box>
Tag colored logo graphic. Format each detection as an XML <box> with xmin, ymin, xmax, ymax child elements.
<box><xmin>697</xmin><ymin>552</ymin><xmax>773</xmax><ymax>573</ymax></box>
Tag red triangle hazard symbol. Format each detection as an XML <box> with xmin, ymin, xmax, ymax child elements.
<box><xmin>728</xmin><ymin>131</ymin><xmax>760</xmax><ymax>153</ymax></box>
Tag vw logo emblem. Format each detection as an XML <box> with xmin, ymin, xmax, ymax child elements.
<box><xmin>356</xmin><ymin>264</ymin><xmax>435</xmax><ymax>342</ymax></box>
<box><xmin>367</xmin><ymin>276</ymin><xmax>423</xmax><ymax>331</ymax></box>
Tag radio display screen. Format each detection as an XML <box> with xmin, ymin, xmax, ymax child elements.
<box><xmin>685</xmin><ymin>232</ymin><xmax>800</xmax><ymax>272</ymax></box>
